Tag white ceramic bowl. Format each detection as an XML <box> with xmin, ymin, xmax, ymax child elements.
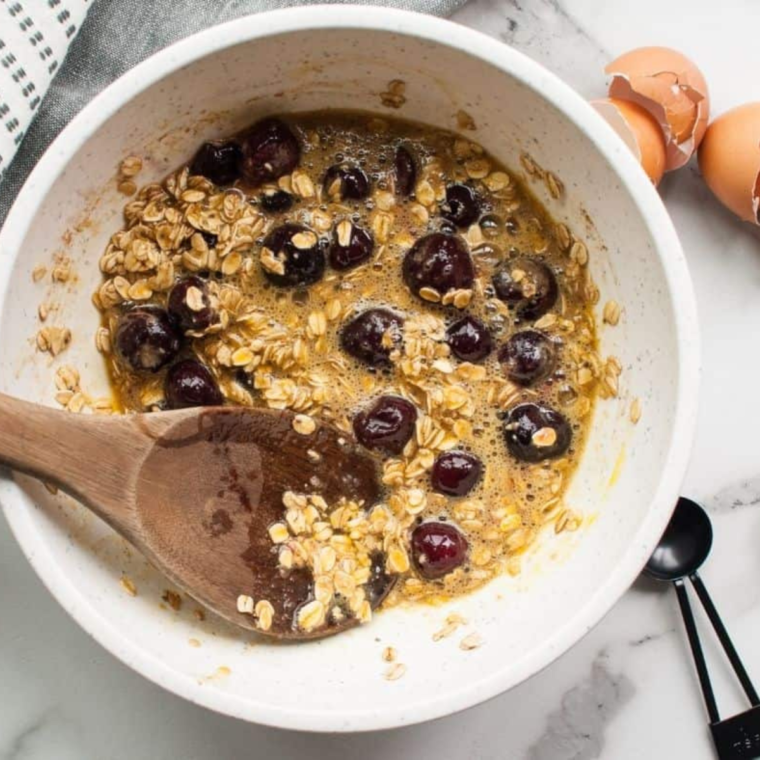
<box><xmin>0</xmin><ymin>7</ymin><xmax>699</xmax><ymax>732</ymax></box>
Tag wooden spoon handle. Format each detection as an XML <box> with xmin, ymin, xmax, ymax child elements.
<box><xmin>0</xmin><ymin>392</ymin><xmax>166</xmax><ymax>538</ymax></box>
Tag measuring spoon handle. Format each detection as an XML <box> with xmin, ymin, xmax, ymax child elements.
<box><xmin>690</xmin><ymin>573</ymin><xmax>760</xmax><ymax>707</ymax></box>
<box><xmin>675</xmin><ymin>578</ymin><xmax>720</xmax><ymax>724</ymax></box>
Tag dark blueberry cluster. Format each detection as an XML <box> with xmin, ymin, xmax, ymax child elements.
<box><xmin>112</xmin><ymin>115</ymin><xmax>592</xmax><ymax>601</ymax></box>
<box><xmin>189</xmin><ymin>118</ymin><xmax>301</xmax><ymax>188</ymax></box>
<box><xmin>114</xmin><ymin>304</ymin><xmax>222</xmax><ymax>411</ymax></box>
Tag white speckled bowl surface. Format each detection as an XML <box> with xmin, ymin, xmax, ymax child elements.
<box><xmin>0</xmin><ymin>7</ymin><xmax>699</xmax><ymax>732</ymax></box>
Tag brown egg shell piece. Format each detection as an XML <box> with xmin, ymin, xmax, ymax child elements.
<box><xmin>606</xmin><ymin>46</ymin><xmax>709</xmax><ymax>172</ymax></box>
<box><xmin>698</xmin><ymin>102</ymin><xmax>760</xmax><ymax>225</ymax></box>
<box><xmin>592</xmin><ymin>98</ymin><xmax>666</xmax><ymax>186</ymax></box>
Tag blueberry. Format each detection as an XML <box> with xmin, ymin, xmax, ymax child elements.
<box><xmin>503</xmin><ymin>403</ymin><xmax>571</xmax><ymax>462</ymax></box>
<box><xmin>239</xmin><ymin>118</ymin><xmax>300</xmax><ymax>186</ymax></box>
<box><xmin>403</xmin><ymin>233</ymin><xmax>475</xmax><ymax>299</ymax></box>
<box><xmin>340</xmin><ymin>308</ymin><xmax>404</xmax><ymax>367</ymax></box>
<box><xmin>115</xmin><ymin>307</ymin><xmax>181</xmax><ymax>372</ymax></box>
<box><xmin>261</xmin><ymin>223</ymin><xmax>325</xmax><ymax>287</ymax></box>
<box><xmin>440</xmin><ymin>184</ymin><xmax>482</xmax><ymax>228</ymax></box>
<box><xmin>498</xmin><ymin>330</ymin><xmax>556</xmax><ymax>386</ymax></box>
<box><xmin>323</xmin><ymin>164</ymin><xmax>370</xmax><ymax>201</ymax></box>
<box><xmin>431</xmin><ymin>450</ymin><xmax>483</xmax><ymax>496</ymax></box>
<box><xmin>364</xmin><ymin>551</ymin><xmax>395</xmax><ymax>608</ymax></box>
<box><xmin>260</xmin><ymin>189</ymin><xmax>295</xmax><ymax>213</ymax></box>
<box><xmin>394</xmin><ymin>146</ymin><xmax>416</xmax><ymax>197</ymax></box>
<box><xmin>411</xmin><ymin>522</ymin><xmax>468</xmax><ymax>580</ymax></box>
<box><xmin>492</xmin><ymin>258</ymin><xmax>558</xmax><ymax>320</ymax></box>
<box><xmin>353</xmin><ymin>395</ymin><xmax>417</xmax><ymax>455</ymax></box>
<box><xmin>234</xmin><ymin>368</ymin><xmax>254</xmax><ymax>391</ymax></box>
<box><xmin>329</xmin><ymin>220</ymin><xmax>374</xmax><ymax>270</ymax></box>
<box><xmin>190</xmin><ymin>141</ymin><xmax>243</xmax><ymax>186</ymax></box>
<box><xmin>167</xmin><ymin>276</ymin><xmax>216</xmax><ymax>331</ymax></box>
<box><xmin>200</xmin><ymin>231</ymin><xmax>218</xmax><ymax>248</ymax></box>
<box><xmin>165</xmin><ymin>359</ymin><xmax>224</xmax><ymax>409</ymax></box>
<box><xmin>446</xmin><ymin>316</ymin><xmax>492</xmax><ymax>362</ymax></box>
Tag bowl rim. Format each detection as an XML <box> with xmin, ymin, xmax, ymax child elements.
<box><xmin>0</xmin><ymin>5</ymin><xmax>700</xmax><ymax>733</ymax></box>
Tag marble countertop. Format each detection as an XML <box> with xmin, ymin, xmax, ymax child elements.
<box><xmin>2</xmin><ymin>1</ymin><xmax>760</xmax><ymax>758</ymax></box>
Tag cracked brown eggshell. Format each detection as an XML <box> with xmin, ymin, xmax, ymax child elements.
<box><xmin>592</xmin><ymin>97</ymin><xmax>667</xmax><ymax>186</ymax></box>
<box><xmin>606</xmin><ymin>46</ymin><xmax>709</xmax><ymax>172</ymax></box>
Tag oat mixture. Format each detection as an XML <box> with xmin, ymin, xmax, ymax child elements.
<box><xmin>91</xmin><ymin>111</ymin><xmax>616</xmax><ymax>634</ymax></box>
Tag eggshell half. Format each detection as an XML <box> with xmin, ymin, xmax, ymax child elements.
<box><xmin>607</xmin><ymin>46</ymin><xmax>709</xmax><ymax>172</ymax></box>
<box><xmin>698</xmin><ymin>102</ymin><xmax>760</xmax><ymax>225</ymax></box>
<box><xmin>592</xmin><ymin>97</ymin><xmax>667</xmax><ymax>185</ymax></box>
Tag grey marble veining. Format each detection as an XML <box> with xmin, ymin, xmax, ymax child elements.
<box><xmin>709</xmin><ymin>477</ymin><xmax>760</xmax><ymax>513</ymax></box>
<box><xmin>528</xmin><ymin>652</ymin><xmax>635</xmax><ymax>760</ymax></box>
<box><xmin>454</xmin><ymin>0</ymin><xmax>609</xmax><ymax>96</ymax></box>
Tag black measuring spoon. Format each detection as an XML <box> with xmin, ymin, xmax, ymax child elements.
<box><xmin>645</xmin><ymin>496</ymin><xmax>760</xmax><ymax>759</ymax></box>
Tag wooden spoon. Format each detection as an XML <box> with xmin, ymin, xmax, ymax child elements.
<box><xmin>0</xmin><ymin>394</ymin><xmax>392</xmax><ymax>640</ymax></box>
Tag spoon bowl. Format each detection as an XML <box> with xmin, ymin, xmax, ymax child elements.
<box><xmin>0</xmin><ymin>394</ymin><xmax>391</xmax><ymax>639</ymax></box>
<box><xmin>645</xmin><ymin>496</ymin><xmax>713</xmax><ymax>582</ymax></box>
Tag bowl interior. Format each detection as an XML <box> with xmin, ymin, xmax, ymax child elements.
<box><xmin>0</xmin><ymin>13</ymin><xmax>695</xmax><ymax>731</ymax></box>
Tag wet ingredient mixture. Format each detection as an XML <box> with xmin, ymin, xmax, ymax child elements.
<box><xmin>93</xmin><ymin>111</ymin><xmax>612</xmax><ymax>635</ymax></box>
